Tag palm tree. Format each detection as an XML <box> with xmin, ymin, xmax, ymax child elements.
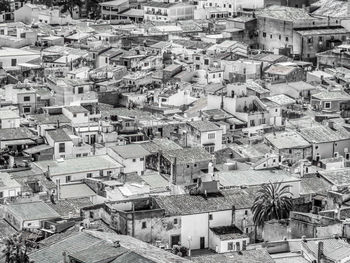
<box><xmin>252</xmin><ymin>182</ymin><xmax>293</xmax><ymax>227</ymax></box>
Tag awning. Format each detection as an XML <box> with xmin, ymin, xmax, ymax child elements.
<box><xmin>18</xmin><ymin>63</ymin><xmax>42</xmax><ymax>69</ymax></box>
<box><xmin>24</xmin><ymin>144</ymin><xmax>53</xmax><ymax>154</ymax></box>
<box><xmin>4</xmin><ymin>139</ymin><xmax>36</xmax><ymax>146</ymax></box>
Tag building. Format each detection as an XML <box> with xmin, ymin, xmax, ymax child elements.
<box><xmin>4</xmin><ymin>201</ymin><xmax>60</xmax><ymax>230</ymax></box>
<box><xmin>107</xmin><ymin>144</ymin><xmax>151</xmax><ymax>175</ymax></box>
<box><xmin>186</xmin><ymin>120</ymin><xmax>223</xmax><ymax>153</ymax></box>
<box><xmin>100</xmin><ymin>0</ymin><xmax>130</xmax><ymax>20</ymax></box>
<box><xmin>143</xmin><ymin>2</ymin><xmax>195</xmax><ymax>22</ymax></box>
<box><xmin>33</xmin><ymin>155</ymin><xmax>123</xmax><ymax>184</ymax></box>
<box><xmin>265</xmin><ymin>130</ymin><xmax>312</xmax><ymax>164</ymax></box>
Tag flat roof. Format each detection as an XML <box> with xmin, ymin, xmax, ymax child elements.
<box><xmin>7</xmin><ymin>201</ymin><xmax>60</xmax><ymax>221</ymax></box>
<box><xmin>34</xmin><ymin>155</ymin><xmax>123</xmax><ymax>176</ymax></box>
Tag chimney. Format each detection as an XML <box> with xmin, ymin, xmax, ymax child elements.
<box><xmin>317</xmin><ymin>241</ymin><xmax>324</xmax><ymax>263</ymax></box>
<box><xmin>62</xmin><ymin>252</ymin><xmax>68</xmax><ymax>263</ymax></box>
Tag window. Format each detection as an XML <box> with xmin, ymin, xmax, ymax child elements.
<box><xmin>107</xmin><ymin>171</ymin><xmax>112</xmax><ymax>176</ymax></box>
<box><xmin>84</xmin><ymin>113</ymin><xmax>88</xmax><ymax>117</ymax></box>
<box><xmin>23</xmin><ymin>107</ymin><xmax>31</xmax><ymax>113</ymax></box>
<box><xmin>194</xmin><ymin>164</ymin><xmax>197</xmax><ymax>167</ymax></box>
<box><xmin>125</xmin><ymin>122</ymin><xmax>130</xmax><ymax>127</ymax></box>
<box><xmin>66</xmin><ymin>176</ymin><xmax>71</xmax><ymax>182</ymax></box>
<box><xmin>324</xmin><ymin>102</ymin><xmax>331</xmax><ymax>109</ymax></box>
<box><xmin>209</xmin><ymin>214</ymin><xmax>213</xmax><ymax>220</ymax></box>
<box><xmin>315</xmin><ymin>146</ymin><xmax>319</xmax><ymax>150</ymax></box>
<box><xmin>83</xmin><ymin>153</ymin><xmax>88</xmax><ymax>157</ymax></box>
<box><xmin>245</xmin><ymin>210</ymin><xmax>248</xmax><ymax>216</ymax></box>
<box><xmin>58</xmin><ymin>143</ymin><xmax>65</xmax><ymax>153</ymax></box>
<box><xmin>195</xmin><ymin>56</ymin><xmax>200</xmax><ymax>61</ymax></box>
<box><xmin>23</xmin><ymin>96</ymin><xmax>30</xmax><ymax>102</ymax></box>
<box><xmin>279</xmin><ymin>35</ymin><xmax>281</xmax><ymax>40</ymax></box>
<box><xmin>89</xmin><ymin>211</ymin><xmax>94</xmax><ymax>218</ymax></box>
<box><xmin>263</xmin><ymin>32</ymin><xmax>266</xmax><ymax>38</ymax></box>
<box><xmin>73</xmin><ymin>113</ymin><xmax>77</xmax><ymax>118</ymax></box>
<box><xmin>204</xmin><ymin>59</ymin><xmax>209</xmax><ymax>65</ymax></box>
<box><xmin>99</xmin><ymin>170</ymin><xmax>104</xmax><ymax>176</ymax></box>
<box><xmin>140</xmin><ymin>158</ymin><xmax>144</xmax><ymax>161</ymax></box>
<box><xmin>187</xmin><ymin>164</ymin><xmax>190</xmax><ymax>168</ymax></box>
<box><xmin>11</xmin><ymin>58</ymin><xmax>16</xmax><ymax>66</ymax></box>
<box><xmin>307</xmin><ymin>37</ymin><xmax>313</xmax><ymax>44</ymax></box>
<box><xmin>87</xmin><ymin>173</ymin><xmax>92</xmax><ymax>178</ymax></box>
<box><xmin>270</xmin><ymin>34</ymin><xmax>272</xmax><ymax>39</ymax></box>
<box><xmin>208</xmin><ymin>133</ymin><xmax>215</xmax><ymax>139</ymax></box>
<box><xmin>0</xmin><ymin>192</ymin><xmax>3</xmax><ymax>198</ymax></box>
<box><xmin>174</xmin><ymin>218</ymin><xmax>178</xmax><ymax>224</ymax></box>
<box><xmin>142</xmin><ymin>222</ymin><xmax>147</xmax><ymax>229</ymax></box>
<box><xmin>132</xmin><ymin>159</ymin><xmax>136</xmax><ymax>162</ymax></box>
<box><xmin>289</xmin><ymin>149</ymin><xmax>292</xmax><ymax>154</ymax></box>
<box><xmin>227</xmin><ymin>242</ymin><xmax>233</xmax><ymax>250</ymax></box>
<box><xmin>285</xmin><ymin>37</ymin><xmax>289</xmax><ymax>42</ymax></box>
<box><xmin>76</xmin><ymin>154</ymin><xmax>81</xmax><ymax>157</ymax></box>
<box><xmin>78</xmin><ymin>87</ymin><xmax>84</xmax><ymax>94</ymax></box>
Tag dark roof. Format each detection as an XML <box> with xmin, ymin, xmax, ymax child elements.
<box><xmin>163</xmin><ymin>147</ymin><xmax>213</xmax><ymax>164</ymax></box>
<box><xmin>188</xmin><ymin>120</ymin><xmax>221</xmax><ymax>132</ymax></box>
<box><xmin>65</xmin><ymin>105</ymin><xmax>89</xmax><ymax>114</ymax></box>
<box><xmin>69</xmin><ymin>240</ymin><xmax>129</xmax><ymax>263</ymax></box>
<box><xmin>48</xmin><ymin>198</ymin><xmax>93</xmax><ymax>218</ymax></box>
<box><xmin>155</xmin><ymin>188</ymin><xmax>258</xmax><ymax>216</ymax></box>
<box><xmin>46</xmin><ymin>129</ymin><xmax>72</xmax><ymax>142</ymax></box>
<box><xmin>210</xmin><ymin>225</ymin><xmax>247</xmax><ymax>240</ymax></box>
<box><xmin>143</xmin><ymin>1</ymin><xmax>176</xmax><ymax>8</ymax></box>
<box><xmin>141</xmin><ymin>138</ymin><xmax>183</xmax><ymax>153</ymax></box>
<box><xmin>31</xmin><ymin>114</ymin><xmax>70</xmax><ymax>125</ymax></box>
<box><xmin>29</xmin><ymin>232</ymin><xmax>102</xmax><ymax>263</ymax></box>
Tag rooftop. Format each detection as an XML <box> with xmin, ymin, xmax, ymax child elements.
<box><xmin>110</xmin><ymin>144</ymin><xmax>151</xmax><ymax>159</ymax></box>
<box><xmin>256</xmin><ymin>5</ymin><xmax>314</xmax><ymax>22</ymax></box>
<box><xmin>218</xmin><ymin>169</ymin><xmax>300</xmax><ymax>188</ymax></box>
<box><xmin>7</xmin><ymin>201</ymin><xmax>60</xmax><ymax>221</ymax></box>
<box><xmin>298</xmin><ymin>124</ymin><xmax>350</xmax><ymax>143</ymax></box>
<box><xmin>155</xmin><ymin>188</ymin><xmax>258</xmax><ymax>216</ymax></box>
<box><xmin>265</xmin><ymin>131</ymin><xmax>310</xmax><ymax>149</ymax></box>
<box><xmin>47</xmin><ymin>129</ymin><xmax>72</xmax><ymax>142</ymax></box>
<box><xmin>319</xmin><ymin>168</ymin><xmax>350</xmax><ymax>186</ymax></box>
<box><xmin>34</xmin><ymin>155</ymin><xmax>123</xmax><ymax>176</ymax></box>
<box><xmin>188</xmin><ymin>120</ymin><xmax>221</xmax><ymax>132</ymax></box>
<box><xmin>210</xmin><ymin>225</ymin><xmax>247</xmax><ymax>240</ymax></box>
<box><xmin>163</xmin><ymin>147</ymin><xmax>213</xmax><ymax>164</ymax></box>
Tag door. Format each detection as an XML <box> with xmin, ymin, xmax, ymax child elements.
<box><xmin>200</xmin><ymin>237</ymin><xmax>205</xmax><ymax>249</ymax></box>
<box><xmin>171</xmin><ymin>235</ymin><xmax>180</xmax><ymax>247</ymax></box>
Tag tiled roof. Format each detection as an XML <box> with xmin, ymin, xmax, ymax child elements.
<box><xmin>29</xmin><ymin>232</ymin><xmax>102</xmax><ymax>263</ymax></box>
<box><xmin>300</xmin><ymin>174</ymin><xmax>332</xmax><ymax>195</ymax></box>
<box><xmin>31</xmin><ymin>114</ymin><xmax>70</xmax><ymax>125</ymax></box>
<box><xmin>47</xmin><ymin>129</ymin><xmax>72</xmax><ymax>142</ymax></box>
<box><xmin>155</xmin><ymin>188</ymin><xmax>258</xmax><ymax>216</ymax></box>
<box><xmin>265</xmin><ymin>131</ymin><xmax>310</xmax><ymax>149</ymax></box>
<box><xmin>163</xmin><ymin>147</ymin><xmax>213</xmax><ymax>164</ymax></box>
<box><xmin>304</xmin><ymin>238</ymin><xmax>350</xmax><ymax>262</ymax></box>
<box><xmin>48</xmin><ymin>198</ymin><xmax>93</xmax><ymax>218</ymax></box>
<box><xmin>192</xmin><ymin>248</ymin><xmax>274</xmax><ymax>263</ymax></box>
<box><xmin>188</xmin><ymin>120</ymin><xmax>221</xmax><ymax>132</ymax></box>
<box><xmin>298</xmin><ymin>124</ymin><xmax>350</xmax><ymax>143</ymax></box>
<box><xmin>110</xmin><ymin>144</ymin><xmax>151</xmax><ymax>159</ymax></box>
<box><xmin>319</xmin><ymin>168</ymin><xmax>350</xmax><ymax>186</ymax></box>
<box><xmin>0</xmin><ymin>127</ymin><xmax>35</xmax><ymax>141</ymax></box>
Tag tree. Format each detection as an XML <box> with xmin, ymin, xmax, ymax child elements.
<box><xmin>86</xmin><ymin>0</ymin><xmax>100</xmax><ymax>19</ymax></box>
<box><xmin>60</xmin><ymin>0</ymin><xmax>82</xmax><ymax>18</ymax></box>
<box><xmin>251</xmin><ymin>182</ymin><xmax>293</xmax><ymax>227</ymax></box>
<box><xmin>2</xmin><ymin>233</ymin><xmax>33</xmax><ymax>263</ymax></box>
<box><xmin>0</xmin><ymin>0</ymin><xmax>10</xmax><ymax>13</ymax></box>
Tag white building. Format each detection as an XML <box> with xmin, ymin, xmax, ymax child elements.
<box><xmin>33</xmin><ymin>155</ymin><xmax>123</xmax><ymax>184</ymax></box>
<box><xmin>107</xmin><ymin>144</ymin><xmax>151</xmax><ymax>175</ymax></box>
